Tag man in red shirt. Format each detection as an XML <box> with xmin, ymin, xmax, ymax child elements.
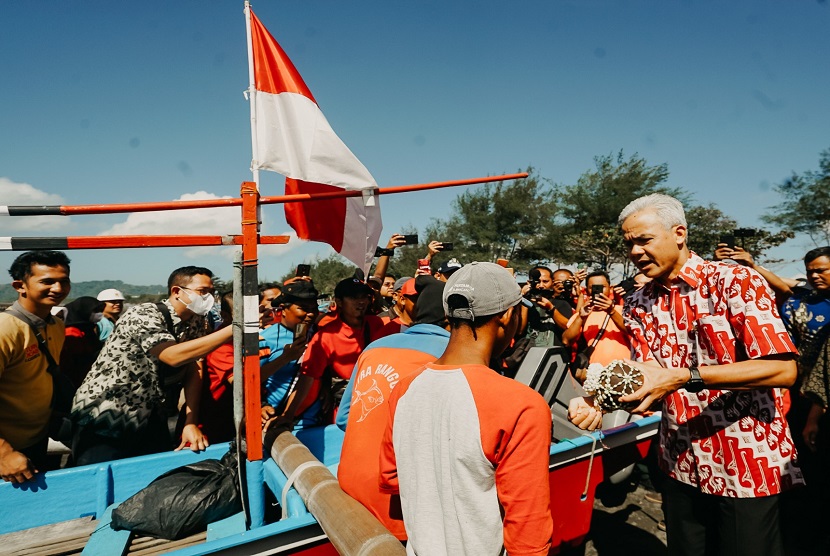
<box><xmin>569</xmin><ymin>193</ymin><xmax>802</xmax><ymax>556</ymax></box>
<box><xmin>270</xmin><ymin>277</ymin><xmax>393</xmax><ymax>428</ymax></box>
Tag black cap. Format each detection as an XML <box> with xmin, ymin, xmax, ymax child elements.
<box><xmin>437</xmin><ymin>258</ymin><xmax>463</xmax><ymax>276</ymax></box>
<box><xmin>334</xmin><ymin>277</ymin><xmax>373</xmax><ymax>299</ymax></box>
<box><xmin>273</xmin><ymin>280</ymin><xmax>319</xmax><ymax>307</ymax></box>
<box><xmin>413</xmin><ymin>275</ymin><xmax>447</xmax><ymax>326</ymax></box>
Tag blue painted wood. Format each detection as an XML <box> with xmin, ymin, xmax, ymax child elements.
<box><xmin>169</xmin><ymin>513</ymin><xmax>322</xmax><ymax>556</ymax></box>
<box><xmin>1</xmin><ymin>419</ymin><xmax>662</xmax><ymax>554</ymax></box>
<box><xmin>206</xmin><ymin>512</ymin><xmax>247</xmax><ymax>542</ymax></box>
<box><xmin>245</xmin><ymin>459</ymin><xmax>265</xmax><ymax>528</ymax></box>
<box><xmin>296</xmin><ymin>425</ymin><xmax>344</xmax><ymax>466</ymax></box>
<box><xmin>0</xmin><ymin>443</ymin><xmax>230</xmax><ymax>535</ymax></box>
<box><xmin>262</xmin><ymin>458</ymin><xmax>307</xmax><ymax>519</ymax></box>
<box><xmin>81</xmin><ymin>504</ymin><xmax>130</xmax><ymax>556</ymax></box>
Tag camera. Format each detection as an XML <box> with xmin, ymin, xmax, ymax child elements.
<box><xmin>524</xmin><ymin>268</ymin><xmax>553</xmax><ymax>303</ymax></box>
<box><xmin>561</xmin><ymin>280</ymin><xmax>575</xmax><ymax>294</ymax></box>
<box><xmin>615</xmin><ymin>277</ymin><xmax>638</xmax><ymax>297</ymax></box>
<box><xmin>719</xmin><ymin>228</ymin><xmax>757</xmax><ymax>250</ymax></box>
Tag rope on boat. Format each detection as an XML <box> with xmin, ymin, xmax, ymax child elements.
<box><xmin>280</xmin><ymin>460</ymin><xmax>327</xmax><ymax>520</ymax></box>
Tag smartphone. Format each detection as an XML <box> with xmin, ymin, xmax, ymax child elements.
<box><xmin>294</xmin><ymin>322</ymin><xmax>308</xmax><ymax>342</ymax></box>
<box><xmin>417</xmin><ymin>258</ymin><xmax>431</xmax><ymax>274</ymax></box>
<box><xmin>496</xmin><ymin>258</ymin><xmax>509</xmax><ymax>268</ymax></box>
<box><xmin>616</xmin><ymin>278</ymin><xmax>637</xmax><ymax>297</ymax></box>
<box><xmin>296</xmin><ymin>264</ymin><xmax>310</xmax><ymax>277</ymax></box>
<box><xmin>591</xmin><ymin>284</ymin><xmax>604</xmax><ymax>299</ymax></box>
<box><xmin>440</xmin><ymin>242</ymin><xmax>454</xmax><ymax>251</ymax></box>
<box><xmin>718</xmin><ymin>235</ymin><xmax>735</xmax><ymax>249</ymax></box>
<box><xmin>402</xmin><ymin>234</ymin><xmax>419</xmax><ymax>245</ymax></box>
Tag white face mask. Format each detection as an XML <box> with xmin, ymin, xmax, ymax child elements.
<box><xmin>182</xmin><ymin>289</ymin><xmax>215</xmax><ymax>316</ymax></box>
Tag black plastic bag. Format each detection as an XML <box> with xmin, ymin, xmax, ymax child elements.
<box><xmin>111</xmin><ymin>447</ymin><xmax>242</xmax><ymax>540</ymax></box>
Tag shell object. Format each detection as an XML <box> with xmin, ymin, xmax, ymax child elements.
<box><xmin>583</xmin><ymin>360</ymin><xmax>644</xmax><ymax>413</ymax></box>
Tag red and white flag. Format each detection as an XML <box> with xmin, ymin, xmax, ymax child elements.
<box><xmin>246</xmin><ymin>7</ymin><xmax>381</xmax><ymax>270</ymax></box>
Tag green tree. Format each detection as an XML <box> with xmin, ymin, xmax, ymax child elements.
<box><xmin>763</xmin><ymin>147</ymin><xmax>830</xmax><ymax>246</ymax></box>
<box><xmin>550</xmin><ymin>151</ymin><xmax>683</xmax><ymax>271</ymax></box>
<box><xmin>685</xmin><ymin>204</ymin><xmax>791</xmax><ymax>262</ymax></box>
<box><xmin>280</xmin><ymin>254</ymin><xmax>357</xmax><ymax>296</ymax></box>
<box><xmin>409</xmin><ymin>168</ymin><xmax>558</xmax><ymax>273</ymax></box>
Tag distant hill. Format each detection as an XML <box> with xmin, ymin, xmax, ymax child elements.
<box><xmin>0</xmin><ymin>280</ymin><xmax>167</xmax><ymax>304</ymax></box>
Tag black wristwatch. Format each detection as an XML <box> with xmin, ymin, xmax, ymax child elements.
<box><xmin>685</xmin><ymin>366</ymin><xmax>706</xmax><ymax>393</ymax></box>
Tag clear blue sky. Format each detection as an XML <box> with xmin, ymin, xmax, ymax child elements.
<box><xmin>1</xmin><ymin>0</ymin><xmax>828</xmax><ymax>285</ymax></box>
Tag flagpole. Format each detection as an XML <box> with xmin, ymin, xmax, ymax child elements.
<box><xmin>244</xmin><ymin>0</ymin><xmax>260</xmax><ymax>193</ymax></box>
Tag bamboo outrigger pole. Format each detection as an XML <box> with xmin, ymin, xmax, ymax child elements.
<box><xmin>0</xmin><ymin>173</ymin><xmax>528</xmax><ymax>217</ymax></box>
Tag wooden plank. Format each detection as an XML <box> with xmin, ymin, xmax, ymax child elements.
<box><xmin>1</xmin><ymin>517</ymin><xmax>95</xmax><ymax>554</ymax></box>
<box><xmin>14</xmin><ymin>536</ymin><xmax>85</xmax><ymax>555</ymax></box>
<box><xmin>127</xmin><ymin>531</ymin><xmax>206</xmax><ymax>555</ymax></box>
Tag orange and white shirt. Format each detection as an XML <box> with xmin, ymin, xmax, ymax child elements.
<box><xmin>380</xmin><ymin>363</ymin><xmax>553</xmax><ymax>556</ymax></box>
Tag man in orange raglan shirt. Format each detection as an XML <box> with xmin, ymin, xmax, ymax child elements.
<box><xmin>380</xmin><ymin>262</ymin><xmax>553</xmax><ymax>556</ymax></box>
<box><xmin>337</xmin><ymin>275</ymin><xmax>450</xmax><ymax>539</ymax></box>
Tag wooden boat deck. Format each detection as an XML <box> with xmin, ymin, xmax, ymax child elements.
<box><xmin>1</xmin><ymin>517</ymin><xmax>207</xmax><ymax>556</ymax></box>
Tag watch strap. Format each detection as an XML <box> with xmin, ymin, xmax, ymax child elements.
<box><xmin>685</xmin><ymin>366</ymin><xmax>705</xmax><ymax>393</ymax></box>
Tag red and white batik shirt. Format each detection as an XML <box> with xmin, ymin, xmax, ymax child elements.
<box><xmin>624</xmin><ymin>252</ymin><xmax>804</xmax><ymax>498</ymax></box>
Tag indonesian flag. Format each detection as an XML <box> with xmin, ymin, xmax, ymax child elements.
<box><xmin>247</xmin><ymin>8</ymin><xmax>382</xmax><ymax>270</ymax></box>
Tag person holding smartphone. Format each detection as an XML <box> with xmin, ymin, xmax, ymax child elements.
<box><xmin>561</xmin><ymin>270</ymin><xmax>630</xmax><ymax>366</ymax></box>
<box><xmin>259</xmin><ymin>280</ymin><xmax>321</xmax><ymax>430</ymax></box>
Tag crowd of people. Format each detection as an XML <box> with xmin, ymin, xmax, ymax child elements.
<box><xmin>0</xmin><ymin>194</ymin><xmax>828</xmax><ymax>555</ymax></box>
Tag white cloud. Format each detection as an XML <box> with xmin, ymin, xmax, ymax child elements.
<box><xmin>100</xmin><ymin>191</ymin><xmax>240</xmax><ymax>236</ymax></box>
<box><xmin>0</xmin><ymin>177</ymin><xmax>69</xmax><ymax>232</ymax></box>
<box><xmin>99</xmin><ymin>191</ymin><xmax>305</xmax><ymax>260</ymax></box>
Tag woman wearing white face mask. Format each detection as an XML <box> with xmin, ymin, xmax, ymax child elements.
<box><xmin>71</xmin><ymin>267</ymin><xmax>234</xmax><ymax>466</ymax></box>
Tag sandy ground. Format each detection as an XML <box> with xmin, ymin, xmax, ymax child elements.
<box><xmin>579</xmin><ymin>483</ymin><xmax>667</xmax><ymax>556</ymax></box>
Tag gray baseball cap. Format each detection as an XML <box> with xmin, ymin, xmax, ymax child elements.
<box><xmin>442</xmin><ymin>261</ymin><xmax>528</xmax><ymax>320</ymax></box>
<box><xmin>393</xmin><ymin>276</ymin><xmax>413</xmax><ymax>292</ymax></box>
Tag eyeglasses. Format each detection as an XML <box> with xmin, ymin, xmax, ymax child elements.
<box><xmin>182</xmin><ymin>287</ymin><xmax>216</xmax><ymax>296</ymax></box>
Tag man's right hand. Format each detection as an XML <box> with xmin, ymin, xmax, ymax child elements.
<box><xmin>261</xmin><ymin>405</ymin><xmax>276</xmax><ymax>427</ymax></box>
<box><xmin>714</xmin><ymin>244</ymin><xmax>756</xmax><ymax>268</ymax></box>
<box><xmin>576</xmin><ymin>293</ymin><xmax>591</xmax><ymax>319</ymax></box>
<box><xmin>386</xmin><ymin>234</ymin><xmax>407</xmax><ymax>250</ymax></box>
<box><xmin>0</xmin><ymin>444</ymin><xmax>37</xmax><ymax>484</ymax></box>
<box><xmin>568</xmin><ymin>396</ymin><xmax>603</xmax><ymax>431</ymax></box>
<box><xmin>427</xmin><ymin>240</ymin><xmax>442</xmax><ymax>258</ymax></box>
<box><xmin>535</xmin><ymin>296</ymin><xmax>555</xmax><ymax>313</ymax></box>
<box><xmin>283</xmin><ymin>338</ymin><xmax>307</xmax><ymax>361</ymax></box>
<box><xmin>725</xmin><ymin>246</ymin><xmax>755</xmax><ymax>268</ymax></box>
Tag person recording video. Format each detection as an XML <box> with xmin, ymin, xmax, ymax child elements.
<box><xmin>521</xmin><ymin>266</ymin><xmax>573</xmax><ymax>348</ymax></box>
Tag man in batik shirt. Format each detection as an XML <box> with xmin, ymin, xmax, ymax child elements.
<box><xmin>569</xmin><ymin>194</ymin><xmax>802</xmax><ymax>556</ymax></box>
<box><xmin>780</xmin><ymin>246</ymin><xmax>830</xmax><ymax>550</ymax></box>
<box><xmin>72</xmin><ymin>266</ymin><xmax>232</xmax><ymax>465</ymax></box>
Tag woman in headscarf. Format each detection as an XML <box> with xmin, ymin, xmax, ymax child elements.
<box><xmin>60</xmin><ymin>296</ymin><xmax>106</xmax><ymax>386</ymax></box>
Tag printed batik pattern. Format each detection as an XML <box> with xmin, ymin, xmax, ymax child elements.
<box><xmin>71</xmin><ymin>300</ymin><xmax>207</xmax><ymax>438</ymax></box>
<box><xmin>624</xmin><ymin>253</ymin><xmax>804</xmax><ymax>498</ymax></box>
<box><xmin>781</xmin><ymin>291</ymin><xmax>830</xmax><ymax>407</ymax></box>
